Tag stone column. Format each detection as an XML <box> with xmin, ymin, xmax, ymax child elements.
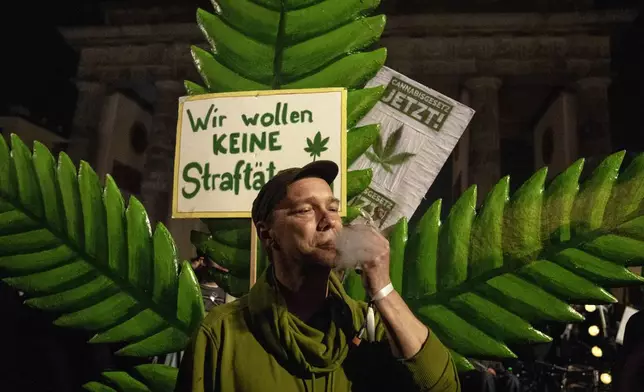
<box><xmin>452</xmin><ymin>88</ymin><xmax>471</xmax><ymax>202</ymax></box>
<box><xmin>464</xmin><ymin>77</ymin><xmax>502</xmax><ymax>205</ymax></box>
<box><xmin>141</xmin><ymin>80</ymin><xmax>184</xmax><ymax>225</ymax></box>
<box><xmin>574</xmin><ymin>77</ymin><xmax>612</xmax><ymax>158</ymax></box>
<box><xmin>66</xmin><ymin>81</ymin><xmax>106</xmax><ymax>167</ymax></box>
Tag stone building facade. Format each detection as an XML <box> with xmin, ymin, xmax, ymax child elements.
<box><xmin>56</xmin><ymin>6</ymin><xmax>638</xmax><ymax>260</ymax></box>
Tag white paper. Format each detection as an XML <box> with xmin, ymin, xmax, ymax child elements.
<box><xmin>349</xmin><ymin>67</ymin><xmax>475</xmax><ymax>229</ymax></box>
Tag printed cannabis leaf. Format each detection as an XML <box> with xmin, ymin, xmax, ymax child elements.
<box><xmin>304</xmin><ymin>131</ymin><xmax>330</xmax><ymax>162</ymax></box>
<box><xmin>366</xmin><ymin>125</ymin><xmax>415</xmax><ymax>172</ymax></box>
<box><xmin>383</xmin><ymin>126</ymin><xmax>403</xmax><ymax>157</ymax></box>
<box><xmin>387</xmin><ymin>152</ymin><xmax>416</xmax><ymax>165</ymax></box>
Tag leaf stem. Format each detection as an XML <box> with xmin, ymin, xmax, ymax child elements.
<box><xmin>409</xmin><ymin>226</ymin><xmax>617</xmax><ymax>307</ymax></box>
<box><xmin>271</xmin><ymin>0</ymin><xmax>287</xmax><ymax>89</ymax></box>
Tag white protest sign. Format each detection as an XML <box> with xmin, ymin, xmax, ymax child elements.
<box><xmin>172</xmin><ymin>88</ymin><xmax>347</xmax><ymax>218</ymax></box>
<box><xmin>349</xmin><ymin>67</ymin><xmax>475</xmax><ymax>229</ymax></box>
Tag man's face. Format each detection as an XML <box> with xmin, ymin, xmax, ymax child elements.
<box><xmin>267</xmin><ymin>177</ymin><xmax>342</xmax><ymax>267</ymax></box>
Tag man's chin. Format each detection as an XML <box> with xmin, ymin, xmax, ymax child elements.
<box><xmin>306</xmin><ymin>249</ymin><xmax>338</xmax><ymax>268</ymax></box>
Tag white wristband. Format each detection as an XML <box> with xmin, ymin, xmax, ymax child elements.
<box><xmin>371</xmin><ymin>283</ymin><xmax>394</xmax><ymax>302</ymax></box>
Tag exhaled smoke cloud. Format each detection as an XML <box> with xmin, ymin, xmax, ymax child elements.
<box><xmin>334</xmin><ymin>224</ymin><xmax>383</xmax><ymax>270</ymax></box>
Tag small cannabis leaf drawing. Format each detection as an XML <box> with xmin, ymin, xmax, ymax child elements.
<box><xmin>304</xmin><ymin>131</ymin><xmax>330</xmax><ymax>162</ymax></box>
<box><xmin>365</xmin><ymin>125</ymin><xmax>415</xmax><ymax>173</ymax></box>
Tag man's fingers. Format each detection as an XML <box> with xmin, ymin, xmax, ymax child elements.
<box><xmin>190</xmin><ymin>256</ymin><xmax>205</xmax><ymax>270</ymax></box>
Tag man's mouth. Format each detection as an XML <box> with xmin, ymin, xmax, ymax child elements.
<box><xmin>317</xmin><ymin>240</ymin><xmax>336</xmax><ymax>250</ymax></box>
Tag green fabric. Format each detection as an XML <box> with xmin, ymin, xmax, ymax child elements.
<box><xmin>175</xmin><ymin>267</ymin><xmax>460</xmax><ymax>392</ymax></box>
<box><xmin>247</xmin><ymin>268</ymin><xmax>365</xmax><ymax>375</ymax></box>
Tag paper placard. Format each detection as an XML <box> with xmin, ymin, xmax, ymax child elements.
<box><xmin>172</xmin><ymin>88</ymin><xmax>347</xmax><ymax>218</ymax></box>
<box><xmin>349</xmin><ymin>67</ymin><xmax>475</xmax><ymax>229</ymax></box>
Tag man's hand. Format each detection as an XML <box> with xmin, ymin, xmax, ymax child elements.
<box><xmin>344</xmin><ymin>225</ymin><xmax>430</xmax><ymax>361</ymax></box>
<box><xmin>190</xmin><ymin>256</ymin><xmax>230</xmax><ymax>283</ymax></box>
<box><xmin>357</xmin><ymin>227</ymin><xmax>392</xmax><ymax>298</ymax></box>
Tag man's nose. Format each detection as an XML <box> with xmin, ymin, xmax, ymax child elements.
<box><xmin>317</xmin><ymin>210</ymin><xmax>339</xmax><ymax>231</ymax></box>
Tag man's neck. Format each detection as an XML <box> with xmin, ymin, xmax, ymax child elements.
<box><xmin>274</xmin><ymin>260</ymin><xmax>330</xmax><ymax>322</ymax></box>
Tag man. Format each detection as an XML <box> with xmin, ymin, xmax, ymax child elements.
<box><xmin>175</xmin><ymin>161</ymin><xmax>460</xmax><ymax>392</ymax></box>
<box><xmin>164</xmin><ymin>255</ymin><xmax>229</xmax><ymax>368</ymax></box>
<box><xmin>190</xmin><ymin>255</ymin><xmax>229</xmax><ymax>312</ymax></box>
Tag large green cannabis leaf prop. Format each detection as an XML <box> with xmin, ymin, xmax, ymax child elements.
<box><xmin>345</xmin><ymin>151</ymin><xmax>644</xmax><ymax>371</ymax></box>
<box><xmin>83</xmin><ymin>364</ymin><xmax>179</xmax><ymax>392</ymax></box>
<box><xmin>0</xmin><ymin>134</ymin><xmax>204</xmax><ymax>391</ymax></box>
<box><xmin>188</xmin><ymin>0</ymin><xmax>385</xmax><ymax>292</ymax></box>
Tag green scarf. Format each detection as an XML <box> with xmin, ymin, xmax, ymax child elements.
<box><xmin>247</xmin><ymin>266</ymin><xmax>365</xmax><ymax>375</ymax></box>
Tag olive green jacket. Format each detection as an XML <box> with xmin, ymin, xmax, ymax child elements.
<box><xmin>175</xmin><ymin>268</ymin><xmax>460</xmax><ymax>392</ymax></box>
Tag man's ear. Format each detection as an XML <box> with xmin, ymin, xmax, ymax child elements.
<box><xmin>256</xmin><ymin>221</ymin><xmax>280</xmax><ymax>253</ymax></box>
<box><xmin>255</xmin><ymin>222</ymin><xmax>272</xmax><ymax>244</ymax></box>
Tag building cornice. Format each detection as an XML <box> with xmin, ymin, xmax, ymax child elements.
<box><xmin>383</xmin><ymin>10</ymin><xmax>638</xmax><ymax>37</ymax></box>
<box><xmin>60</xmin><ymin>23</ymin><xmax>201</xmax><ymax>47</ymax></box>
<box><xmin>59</xmin><ymin>10</ymin><xmax>638</xmax><ymax>47</ymax></box>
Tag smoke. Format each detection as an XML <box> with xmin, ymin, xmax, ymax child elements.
<box><xmin>333</xmin><ymin>224</ymin><xmax>382</xmax><ymax>270</ymax></box>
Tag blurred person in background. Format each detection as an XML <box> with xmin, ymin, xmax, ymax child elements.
<box><xmin>613</xmin><ymin>286</ymin><xmax>644</xmax><ymax>392</ymax></box>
